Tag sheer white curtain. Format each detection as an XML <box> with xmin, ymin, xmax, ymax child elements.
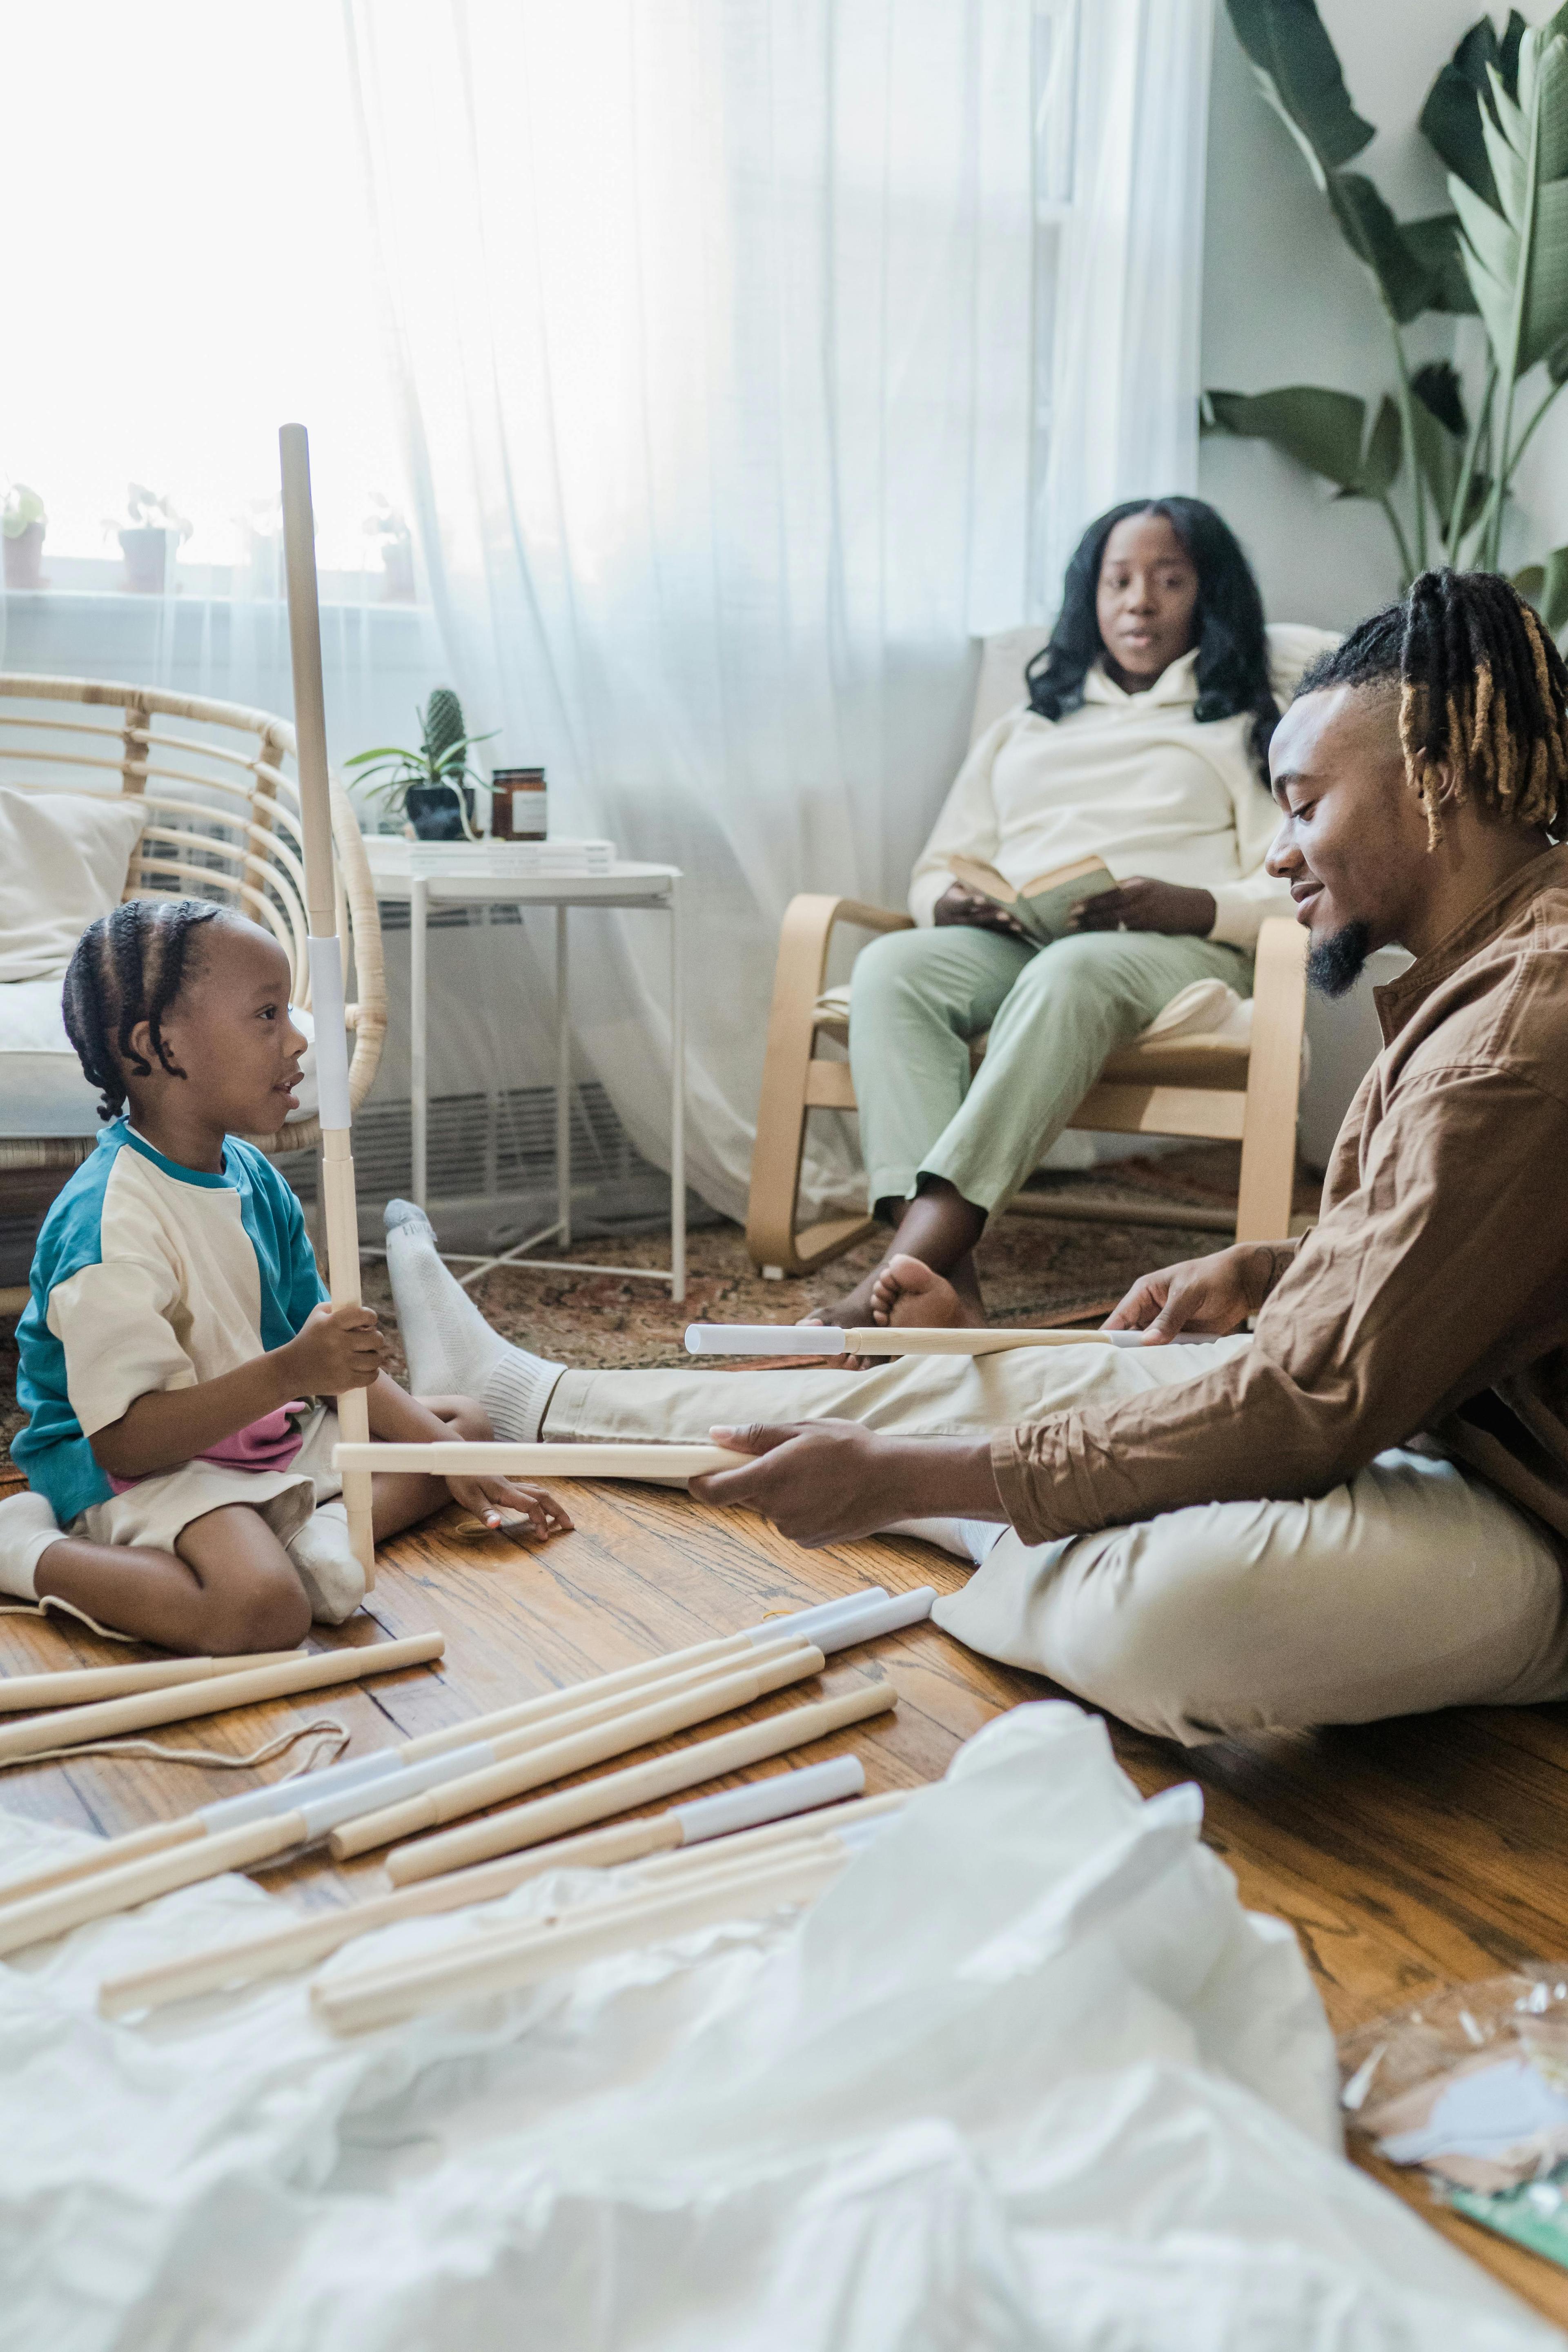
<box><xmin>346</xmin><ymin>0</ymin><xmax>1213</xmax><ymax>1221</ymax></box>
<box><xmin>1039</xmin><ymin>0</ymin><xmax>1216</xmax><ymax>598</ymax></box>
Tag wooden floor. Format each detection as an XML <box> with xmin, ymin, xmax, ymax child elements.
<box><xmin>5</xmin><ymin>1478</ymin><xmax>1568</xmax><ymax>2331</ymax></box>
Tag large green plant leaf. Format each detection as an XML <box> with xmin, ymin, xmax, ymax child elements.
<box><xmin>1203</xmin><ymin>386</ymin><xmax>1400</xmax><ymax>498</ymax></box>
<box><xmin>1225</xmin><ymin>0</ymin><xmax>1374</xmax><ymax>185</ymax></box>
<box><xmin>1327</xmin><ymin>174</ymin><xmax>1442</xmax><ymax>321</ymax></box>
<box><xmin>1226</xmin><ymin>0</ymin><xmax>1447</xmax><ymax>321</ymax></box>
<box><xmin>1407</xmin><ymin>363</ymin><xmax>1491</xmax><ymax>534</ymax></box>
<box><xmin>1404</xmin><ymin>214</ymin><xmax>1479</xmax><ymax>312</ymax></box>
<box><xmin>1421</xmin><ymin>14</ymin><xmax>1525</xmax><ymax>203</ymax></box>
<box><xmin>1412</xmin><ymin>359</ymin><xmax>1468</xmax><ymax>438</ymax></box>
<box><xmin>1450</xmin><ymin>33</ymin><xmax>1568</xmax><ymax>377</ymax></box>
<box><xmin>1513</xmin><ymin>544</ymin><xmax>1568</xmax><ymax>633</ymax></box>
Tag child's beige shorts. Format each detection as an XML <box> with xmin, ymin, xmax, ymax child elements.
<box><xmin>69</xmin><ymin>1403</ymin><xmax>343</xmax><ymax>1556</ymax></box>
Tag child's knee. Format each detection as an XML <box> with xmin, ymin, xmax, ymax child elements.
<box><xmin>205</xmin><ymin>1559</ymin><xmax>313</xmax><ymax>1654</ymax></box>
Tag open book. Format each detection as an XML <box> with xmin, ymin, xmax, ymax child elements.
<box><xmin>947</xmin><ymin>853</ymin><xmax>1118</xmax><ymax>946</ymax></box>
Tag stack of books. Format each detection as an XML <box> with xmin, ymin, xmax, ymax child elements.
<box><xmin>364</xmin><ymin>836</ymin><xmax>617</xmax><ymax>880</ymax></box>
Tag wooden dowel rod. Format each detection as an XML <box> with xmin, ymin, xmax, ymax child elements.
<box><xmin>334</xmin><ymin>1442</ymin><xmax>745</xmax><ymax>1480</ymax></box>
<box><xmin>316</xmin><ymin>1846</ymin><xmax>849</xmax><ymax>2036</ymax></box>
<box><xmin>279</xmin><ymin>420</ymin><xmax>375</xmax><ymax>1590</ymax></box>
<box><xmin>636</xmin><ymin>1789</ymin><xmax>907</xmax><ymax>1881</ymax></box>
<box><xmin>329</xmin><ymin>1644</ymin><xmax>826</xmax><ymax>1862</ymax></box>
<box><xmin>333</xmin><ymin>1833</ymin><xmax>858</xmax><ymax>2015</ymax></box>
<box><xmin>685</xmin><ymin>1323</ymin><xmax>1122</xmax><ymax>1356</ymax></box>
<box><xmin>0</xmin><ymin>1812</ymin><xmax>307</xmax><ymax>1958</ymax></box>
<box><xmin>386</xmin><ymin>1680</ymin><xmax>896</xmax><ymax>1884</ymax></box>
<box><xmin>0</xmin><ymin>1648</ymin><xmax>303</xmax><ymax>1716</ymax></box>
<box><xmin>402</xmin><ymin>1635</ymin><xmax>807</xmax><ymax>1769</ymax></box>
<box><xmin>0</xmin><ymin>1632</ymin><xmax>442</xmax><ymax>1767</ymax></box>
<box><xmin>0</xmin><ymin>1816</ymin><xmax>208</xmax><ymax>1909</ymax></box>
<box><xmin>3</xmin><ymin>1594</ymin><xmax>891</xmax><ymax>1913</ymax></box>
<box><xmin>844</xmin><ymin>1327</ymin><xmax>1127</xmax><ymax>1355</ymax></box>
<box><xmin>97</xmin><ymin>1792</ymin><xmax>906</xmax><ymax>2022</ymax></box>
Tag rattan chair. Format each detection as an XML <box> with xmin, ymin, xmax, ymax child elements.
<box><xmin>746</xmin><ymin>900</ymin><xmax>1307</xmax><ymax>1274</ymax></box>
<box><xmin>0</xmin><ymin>673</ymin><xmax>385</xmax><ymax>1306</ymax></box>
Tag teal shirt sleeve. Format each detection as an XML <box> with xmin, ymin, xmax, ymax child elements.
<box><xmin>226</xmin><ymin>1140</ymin><xmax>329</xmax><ymax>1349</ymax></box>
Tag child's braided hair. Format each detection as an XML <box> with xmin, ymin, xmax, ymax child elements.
<box><xmin>62</xmin><ymin>896</ymin><xmax>223</xmax><ymax>1122</ymax></box>
<box><xmin>1295</xmin><ymin>569</ymin><xmax>1568</xmax><ymax>846</ymax></box>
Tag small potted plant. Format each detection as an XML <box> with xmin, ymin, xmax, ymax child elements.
<box><xmin>109</xmin><ymin>483</ymin><xmax>192</xmax><ymax>593</ymax></box>
<box><xmin>345</xmin><ymin>687</ymin><xmax>497</xmax><ymax>840</ymax></box>
<box><xmin>364</xmin><ymin>492</ymin><xmax>415</xmax><ymax>602</ymax></box>
<box><xmin>2</xmin><ymin>485</ymin><xmax>47</xmax><ymax>590</ymax></box>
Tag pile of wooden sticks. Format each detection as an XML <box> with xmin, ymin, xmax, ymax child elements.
<box><xmin>0</xmin><ymin>1585</ymin><xmax>931</xmax><ymax>2025</ymax></box>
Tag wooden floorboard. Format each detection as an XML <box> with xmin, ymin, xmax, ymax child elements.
<box><xmin>4</xmin><ymin>1478</ymin><xmax>1568</xmax><ymax>2330</ymax></box>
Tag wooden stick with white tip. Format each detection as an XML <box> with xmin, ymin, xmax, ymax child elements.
<box><xmin>279</xmin><ymin>422</ymin><xmax>375</xmax><ymax>1589</ymax></box>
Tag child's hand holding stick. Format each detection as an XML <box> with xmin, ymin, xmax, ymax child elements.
<box><xmin>283</xmin><ymin>1303</ymin><xmax>385</xmax><ymax>1396</ymax></box>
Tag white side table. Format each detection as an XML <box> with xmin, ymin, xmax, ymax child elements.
<box><xmin>363</xmin><ymin>843</ymin><xmax>686</xmax><ymax>1301</ymax></box>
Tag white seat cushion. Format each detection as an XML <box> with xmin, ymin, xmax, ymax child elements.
<box><xmin>0</xmin><ymin>790</ymin><xmax>148</xmax><ymax>984</ymax></box>
<box><xmin>0</xmin><ymin>986</ymin><xmax>319</xmax><ymax>1138</ymax></box>
<box><xmin>968</xmin><ymin>620</ymin><xmax>1342</xmax><ymax>746</ymax></box>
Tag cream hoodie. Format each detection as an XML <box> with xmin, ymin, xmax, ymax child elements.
<box><xmin>909</xmin><ymin>629</ymin><xmax>1338</xmax><ymax>951</ymax></box>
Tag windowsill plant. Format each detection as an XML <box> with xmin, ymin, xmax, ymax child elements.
<box><xmin>2</xmin><ymin>485</ymin><xmax>47</xmax><ymax>590</ymax></box>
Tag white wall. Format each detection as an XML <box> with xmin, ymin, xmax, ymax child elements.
<box><xmin>1198</xmin><ymin>0</ymin><xmax>1561</xmax><ymax>630</ymax></box>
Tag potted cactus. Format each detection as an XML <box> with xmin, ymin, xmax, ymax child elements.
<box><xmin>2</xmin><ymin>485</ymin><xmax>47</xmax><ymax>590</ymax></box>
<box><xmin>345</xmin><ymin>687</ymin><xmax>497</xmax><ymax>840</ymax></box>
<box><xmin>109</xmin><ymin>484</ymin><xmax>192</xmax><ymax>593</ymax></box>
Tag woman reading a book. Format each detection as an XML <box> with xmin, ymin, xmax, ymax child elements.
<box><xmin>822</xmin><ymin>496</ymin><xmax>1321</xmax><ymax>1331</ymax></box>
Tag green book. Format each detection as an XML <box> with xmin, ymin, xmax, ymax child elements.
<box><xmin>948</xmin><ymin>853</ymin><xmax>1119</xmax><ymax>945</ymax></box>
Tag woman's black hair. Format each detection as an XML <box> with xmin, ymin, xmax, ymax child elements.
<box><xmin>61</xmin><ymin>896</ymin><xmax>223</xmax><ymax>1122</ymax></box>
<box><xmin>1025</xmin><ymin>496</ymin><xmax>1278</xmax><ymax>782</ymax></box>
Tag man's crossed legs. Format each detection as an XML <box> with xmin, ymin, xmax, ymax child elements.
<box><xmin>374</xmin><ymin>1205</ymin><xmax>1568</xmax><ymax>1747</ymax></box>
<box><xmin>543</xmin><ymin>1336</ymin><xmax>1568</xmax><ymax>1746</ymax></box>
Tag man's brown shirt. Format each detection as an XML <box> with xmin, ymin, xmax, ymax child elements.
<box><xmin>995</xmin><ymin>843</ymin><xmax>1568</xmax><ymax>1549</ymax></box>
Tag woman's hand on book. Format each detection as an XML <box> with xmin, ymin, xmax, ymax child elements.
<box><xmin>1068</xmin><ymin>878</ymin><xmax>1216</xmax><ymax>936</ymax></box>
<box><xmin>932</xmin><ymin>882</ymin><xmax>1029</xmax><ymax>939</ymax></box>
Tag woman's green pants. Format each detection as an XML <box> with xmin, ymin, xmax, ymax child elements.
<box><xmin>846</xmin><ymin>922</ymin><xmax>1252</xmax><ymax>1215</ymax></box>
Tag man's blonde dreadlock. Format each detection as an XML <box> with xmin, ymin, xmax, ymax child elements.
<box><xmin>1296</xmin><ymin>569</ymin><xmax>1568</xmax><ymax>847</ymax></box>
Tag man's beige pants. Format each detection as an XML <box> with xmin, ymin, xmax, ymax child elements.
<box><xmin>543</xmin><ymin>1336</ymin><xmax>1568</xmax><ymax>1746</ymax></box>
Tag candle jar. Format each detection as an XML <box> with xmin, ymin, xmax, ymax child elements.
<box><xmin>491</xmin><ymin>766</ymin><xmax>548</xmax><ymax>840</ymax></box>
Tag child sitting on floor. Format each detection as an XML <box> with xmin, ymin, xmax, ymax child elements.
<box><xmin>0</xmin><ymin>897</ymin><xmax>569</xmax><ymax>1655</ymax></box>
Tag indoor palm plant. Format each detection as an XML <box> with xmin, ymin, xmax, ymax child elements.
<box><xmin>345</xmin><ymin>687</ymin><xmax>497</xmax><ymax>840</ymax></box>
<box><xmin>1208</xmin><ymin>1</ymin><xmax>1568</xmax><ymax>632</ymax></box>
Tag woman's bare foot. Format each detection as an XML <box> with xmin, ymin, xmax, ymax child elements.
<box><xmin>867</xmin><ymin>1254</ymin><xmax>984</xmax><ymax>1330</ymax></box>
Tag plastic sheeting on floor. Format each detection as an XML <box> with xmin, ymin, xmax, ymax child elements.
<box><xmin>0</xmin><ymin>1702</ymin><xmax>1557</xmax><ymax>2351</ymax></box>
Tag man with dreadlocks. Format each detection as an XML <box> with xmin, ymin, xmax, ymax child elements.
<box><xmin>379</xmin><ymin>567</ymin><xmax>1568</xmax><ymax>1743</ymax></box>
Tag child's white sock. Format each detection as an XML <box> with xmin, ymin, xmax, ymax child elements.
<box><xmin>384</xmin><ymin>1201</ymin><xmax>564</xmax><ymax>1443</ymax></box>
<box><xmin>0</xmin><ymin>1489</ymin><xmax>66</xmax><ymax>1600</ymax></box>
<box><xmin>287</xmin><ymin>1500</ymin><xmax>366</xmax><ymax>1626</ymax></box>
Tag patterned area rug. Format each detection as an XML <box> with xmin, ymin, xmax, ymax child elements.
<box><xmin>1</xmin><ymin>1147</ymin><xmax>1318</xmax><ymax>1458</ymax></box>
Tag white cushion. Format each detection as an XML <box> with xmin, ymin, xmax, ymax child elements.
<box><xmin>968</xmin><ymin>620</ymin><xmax>1343</xmax><ymax>747</ymax></box>
<box><xmin>0</xmin><ymin>987</ymin><xmax>319</xmax><ymax>1138</ymax></box>
<box><xmin>0</xmin><ymin>789</ymin><xmax>147</xmax><ymax>984</ymax></box>
<box><xmin>1138</xmin><ymin>977</ymin><xmax>1251</xmax><ymax>1046</ymax></box>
